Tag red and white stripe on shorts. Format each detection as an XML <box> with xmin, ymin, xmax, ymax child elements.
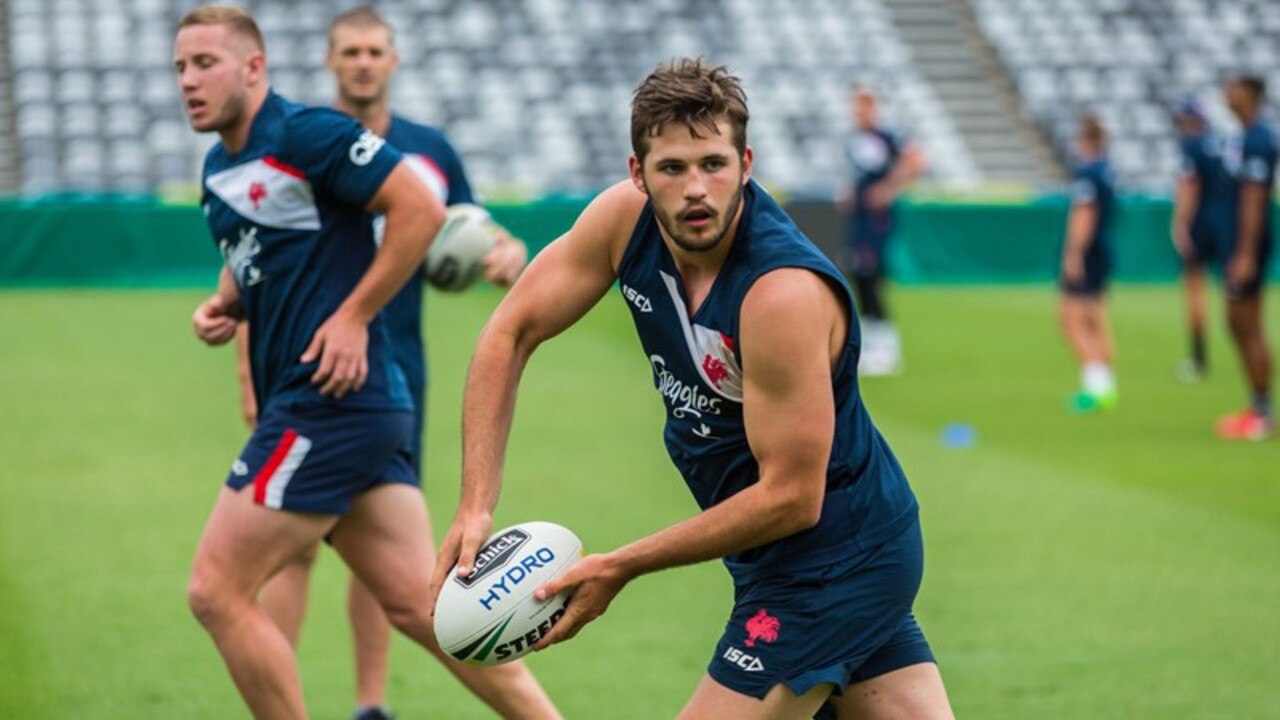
<box><xmin>252</xmin><ymin>429</ymin><xmax>313</xmax><ymax>510</ymax></box>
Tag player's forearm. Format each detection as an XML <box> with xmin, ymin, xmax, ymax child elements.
<box><xmin>459</xmin><ymin>320</ymin><xmax>533</xmax><ymax>515</ymax></box>
<box><xmin>1064</xmin><ymin>206</ymin><xmax>1096</xmax><ymax>258</ymax></box>
<box><xmin>607</xmin><ymin>470</ymin><xmax>823</xmax><ymax>581</ymax></box>
<box><xmin>338</xmin><ymin>203</ymin><xmax>442</xmax><ymax>324</ymax></box>
<box><xmin>1237</xmin><ymin>184</ymin><xmax>1266</xmax><ymax>256</ymax></box>
<box><xmin>1172</xmin><ymin>178</ymin><xmax>1198</xmax><ymax>232</ymax></box>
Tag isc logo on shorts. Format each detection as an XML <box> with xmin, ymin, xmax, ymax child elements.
<box><xmin>722</xmin><ymin>646</ymin><xmax>765</xmax><ymax>672</ymax></box>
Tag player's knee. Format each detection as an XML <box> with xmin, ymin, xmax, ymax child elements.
<box><xmin>381</xmin><ymin>599</ymin><xmax>438</xmax><ymax>648</ymax></box>
<box><xmin>186</xmin><ymin>569</ymin><xmax>233</xmax><ymax>630</ymax></box>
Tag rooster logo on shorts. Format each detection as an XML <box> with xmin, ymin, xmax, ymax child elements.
<box><xmin>744</xmin><ymin>609</ymin><xmax>780</xmax><ymax>647</ymax></box>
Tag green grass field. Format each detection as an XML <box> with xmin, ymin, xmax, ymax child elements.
<box><xmin>1</xmin><ymin>284</ymin><xmax>1277</xmax><ymax>719</ymax></box>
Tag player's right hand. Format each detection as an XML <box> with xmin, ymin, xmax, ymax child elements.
<box><xmin>192</xmin><ymin>294</ymin><xmax>240</xmax><ymax>346</ymax></box>
<box><xmin>1062</xmin><ymin>254</ymin><xmax>1085</xmax><ymax>284</ymax></box>
<box><xmin>427</xmin><ymin>510</ymin><xmax>493</xmax><ymax>616</ymax></box>
<box><xmin>1171</xmin><ymin>226</ymin><xmax>1193</xmax><ymax>260</ymax></box>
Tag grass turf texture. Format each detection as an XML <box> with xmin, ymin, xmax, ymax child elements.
<box><xmin>0</xmin><ymin>284</ymin><xmax>1276</xmax><ymax>718</ymax></box>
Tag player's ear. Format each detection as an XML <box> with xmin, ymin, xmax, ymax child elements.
<box><xmin>740</xmin><ymin>146</ymin><xmax>754</xmax><ymax>184</ymax></box>
<box><xmin>245</xmin><ymin>50</ymin><xmax>267</xmax><ymax>87</ymax></box>
<box><xmin>628</xmin><ymin>154</ymin><xmax>646</xmax><ymax>194</ymax></box>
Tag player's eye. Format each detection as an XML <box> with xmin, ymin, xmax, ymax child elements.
<box><xmin>658</xmin><ymin>163</ymin><xmax>683</xmax><ymax>175</ymax></box>
<box><xmin>703</xmin><ymin>159</ymin><xmax>726</xmax><ymax>171</ymax></box>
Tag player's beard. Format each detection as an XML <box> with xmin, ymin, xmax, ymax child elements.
<box><xmin>203</xmin><ymin>88</ymin><xmax>247</xmax><ymax>134</ymax></box>
<box><xmin>651</xmin><ymin>177</ymin><xmax>745</xmax><ymax>254</ymax></box>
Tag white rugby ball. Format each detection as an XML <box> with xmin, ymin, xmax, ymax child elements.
<box><xmin>425</xmin><ymin>203</ymin><xmax>499</xmax><ymax>291</ymax></box>
<box><xmin>434</xmin><ymin>521</ymin><xmax>582</xmax><ymax>665</ymax></box>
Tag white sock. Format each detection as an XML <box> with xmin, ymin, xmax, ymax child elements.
<box><xmin>1081</xmin><ymin>362</ymin><xmax>1115</xmax><ymax>396</ymax></box>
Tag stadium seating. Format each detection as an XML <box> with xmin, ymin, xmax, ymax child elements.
<box><xmin>1</xmin><ymin>0</ymin><xmax>975</xmax><ymax>195</ymax></box>
<box><xmin>5</xmin><ymin>0</ymin><xmax>1280</xmax><ymax>195</ymax></box>
<box><xmin>970</xmin><ymin>0</ymin><xmax>1280</xmax><ymax>190</ymax></box>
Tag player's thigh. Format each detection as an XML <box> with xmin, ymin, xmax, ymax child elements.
<box><xmin>192</xmin><ymin>486</ymin><xmax>337</xmax><ymax>599</ymax></box>
<box><xmin>328</xmin><ymin>483</ymin><xmax>436</xmax><ymax>609</ymax></box>
<box><xmin>828</xmin><ymin>662</ymin><xmax>953</xmax><ymax>720</ymax></box>
<box><xmin>677</xmin><ymin>673</ymin><xmax>832</xmax><ymax>720</ymax></box>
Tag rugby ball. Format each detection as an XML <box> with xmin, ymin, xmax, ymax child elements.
<box><xmin>425</xmin><ymin>203</ymin><xmax>499</xmax><ymax>291</ymax></box>
<box><xmin>434</xmin><ymin>521</ymin><xmax>582</xmax><ymax>665</ymax></box>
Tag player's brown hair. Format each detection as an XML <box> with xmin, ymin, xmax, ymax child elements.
<box><xmin>1232</xmin><ymin>74</ymin><xmax>1267</xmax><ymax>101</ymax></box>
<box><xmin>630</xmin><ymin>58</ymin><xmax>749</xmax><ymax>162</ymax></box>
<box><xmin>1080</xmin><ymin>114</ymin><xmax>1107</xmax><ymax>147</ymax></box>
<box><xmin>329</xmin><ymin>6</ymin><xmax>394</xmax><ymax>48</ymax></box>
<box><xmin>177</xmin><ymin>5</ymin><xmax>266</xmax><ymax>53</ymax></box>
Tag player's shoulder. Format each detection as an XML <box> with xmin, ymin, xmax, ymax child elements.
<box><xmin>389</xmin><ymin>114</ymin><xmax>451</xmax><ymax>145</ymax></box>
<box><xmin>285</xmin><ymin>101</ymin><xmax>363</xmax><ymax>135</ymax></box>
<box><xmin>1245</xmin><ymin>121</ymin><xmax>1279</xmax><ymax>151</ymax></box>
<box><xmin>583</xmin><ymin>180</ymin><xmax>648</xmax><ymax>223</ymax></box>
<box><xmin>574</xmin><ymin>181</ymin><xmax>649</xmax><ymax>262</ymax></box>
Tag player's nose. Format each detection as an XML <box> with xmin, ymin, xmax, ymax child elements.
<box><xmin>684</xmin><ymin>169</ymin><xmax>708</xmax><ymax>199</ymax></box>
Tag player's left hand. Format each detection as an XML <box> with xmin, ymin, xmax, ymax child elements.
<box><xmin>532</xmin><ymin>553</ymin><xmax>629</xmax><ymax>651</ymax></box>
<box><xmin>1227</xmin><ymin>252</ymin><xmax>1257</xmax><ymax>288</ymax></box>
<box><xmin>867</xmin><ymin>182</ymin><xmax>895</xmax><ymax>210</ymax></box>
<box><xmin>482</xmin><ymin>232</ymin><xmax>528</xmax><ymax>288</ymax></box>
<box><xmin>301</xmin><ymin>310</ymin><xmax>369</xmax><ymax>398</ymax></box>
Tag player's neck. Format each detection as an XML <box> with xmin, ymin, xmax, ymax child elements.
<box><xmin>219</xmin><ymin>87</ymin><xmax>269</xmax><ymax>155</ymax></box>
<box><xmin>335</xmin><ymin>95</ymin><xmax>392</xmax><ymax>136</ymax></box>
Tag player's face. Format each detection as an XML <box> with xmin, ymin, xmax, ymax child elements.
<box><xmin>630</xmin><ymin>119</ymin><xmax>754</xmax><ymax>254</ymax></box>
<box><xmin>173</xmin><ymin>24</ymin><xmax>260</xmax><ymax>133</ymax></box>
<box><xmin>1224</xmin><ymin>82</ymin><xmax>1253</xmax><ymax>119</ymax></box>
<box><xmin>327</xmin><ymin>25</ymin><xmax>397</xmax><ymax>106</ymax></box>
<box><xmin>853</xmin><ymin>94</ymin><xmax>877</xmax><ymax>130</ymax></box>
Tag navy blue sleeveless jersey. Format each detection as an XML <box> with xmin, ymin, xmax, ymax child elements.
<box><xmin>376</xmin><ymin>116</ymin><xmax>476</xmax><ymax>412</ymax></box>
<box><xmin>1224</xmin><ymin>120</ymin><xmax>1279</xmax><ymax>246</ymax></box>
<box><xmin>616</xmin><ymin>180</ymin><xmax>919</xmax><ymax>581</ymax></box>
<box><xmin>1071</xmin><ymin>157</ymin><xmax>1116</xmax><ymax>264</ymax></box>
<box><xmin>201</xmin><ymin>91</ymin><xmax>410</xmax><ymax>413</ymax></box>
<box><xmin>847</xmin><ymin>128</ymin><xmax>902</xmax><ymax>217</ymax></box>
<box><xmin>1179</xmin><ymin>132</ymin><xmax>1233</xmax><ymax>239</ymax></box>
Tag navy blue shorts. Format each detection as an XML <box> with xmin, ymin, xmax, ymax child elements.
<box><xmin>226</xmin><ymin>404</ymin><xmax>417</xmax><ymax>514</ymax></box>
<box><xmin>1185</xmin><ymin>225</ymin><xmax>1225</xmax><ymax>270</ymax></box>
<box><xmin>845</xmin><ymin>212</ymin><xmax>895</xmax><ymax>280</ymax></box>
<box><xmin>1061</xmin><ymin>254</ymin><xmax>1110</xmax><ymax>298</ymax></box>
<box><xmin>707</xmin><ymin>520</ymin><xmax>935</xmax><ymax>704</ymax></box>
<box><xmin>1224</xmin><ymin>238</ymin><xmax>1272</xmax><ymax>301</ymax></box>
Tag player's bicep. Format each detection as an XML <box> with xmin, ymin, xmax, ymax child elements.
<box><xmin>365</xmin><ymin>161</ymin><xmax>443</xmax><ymax>220</ymax></box>
<box><xmin>740</xmin><ymin>271</ymin><xmax>839</xmax><ymax>502</ymax></box>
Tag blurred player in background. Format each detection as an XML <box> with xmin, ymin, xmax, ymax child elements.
<box><xmin>431</xmin><ymin>59</ymin><xmax>954</xmax><ymax>720</ymax></box>
<box><xmin>838</xmin><ymin>87</ymin><xmax>924</xmax><ymax>376</ymax></box>
<box><xmin>175</xmin><ymin>6</ymin><xmax>556</xmax><ymax>719</ymax></box>
<box><xmin>1171</xmin><ymin>98</ymin><xmax>1231</xmax><ymax>382</ymax></box>
<box><xmin>1060</xmin><ymin>115</ymin><xmax>1117</xmax><ymax>412</ymax></box>
<box><xmin>235</xmin><ymin>7</ymin><xmax>530</xmax><ymax>720</ymax></box>
<box><xmin>1217</xmin><ymin>75</ymin><xmax>1275</xmax><ymax>440</ymax></box>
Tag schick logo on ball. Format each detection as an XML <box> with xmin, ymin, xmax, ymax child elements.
<box><xmin>477</xmin><ymin>547</ymin><xmax>557</xmax><ymax>612</ymax></box>
<box><xmin>454</xmin><ymin>529</ymin><xmax>530</xmax><ymax>589</ymax></box>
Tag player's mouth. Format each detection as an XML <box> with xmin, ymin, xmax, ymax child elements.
<box><xmin>186</xmin><ymin>98</ymin><xmax>208</xmax><ymax>117</ymax></box>
<box><xmin>680</xmin><ymin>207</ymin><xmax>715</xmax><ymax>230</ymax></box>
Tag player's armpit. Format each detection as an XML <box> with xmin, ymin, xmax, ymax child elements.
<box><xmin>738</xmin><ymin>269</ymin><xmax>846</xmax><ymax>533</ymax></box>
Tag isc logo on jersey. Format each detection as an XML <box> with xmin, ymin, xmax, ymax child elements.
<box><xmin>622</xmin><ymin>284</ymin><xmax>653</xmax><ymax>313</ymax></box>
<box><xmin>349</xmin><ymin>130</ymin><xmax>386</xmax><ymax>166</ymax></box>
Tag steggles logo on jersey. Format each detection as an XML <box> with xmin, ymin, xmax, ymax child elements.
<box><xmin>220</xmin><ymin>225</ymin><xmax>265</xmax><ymax>287</ymax></box>
<box><xmin>349</xmin><ymin>129</ymin><xmax>386</xmax><ymax>166</ymax></box>
<box><xmin>650</xmin><ymin>354</ymin><xmax>722</xmax><ymax>419</ymax></box>
<box><xmin>248</xmin><ymin>181</ymin><xmax>268</xmax><ymax>210</ymax></box>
